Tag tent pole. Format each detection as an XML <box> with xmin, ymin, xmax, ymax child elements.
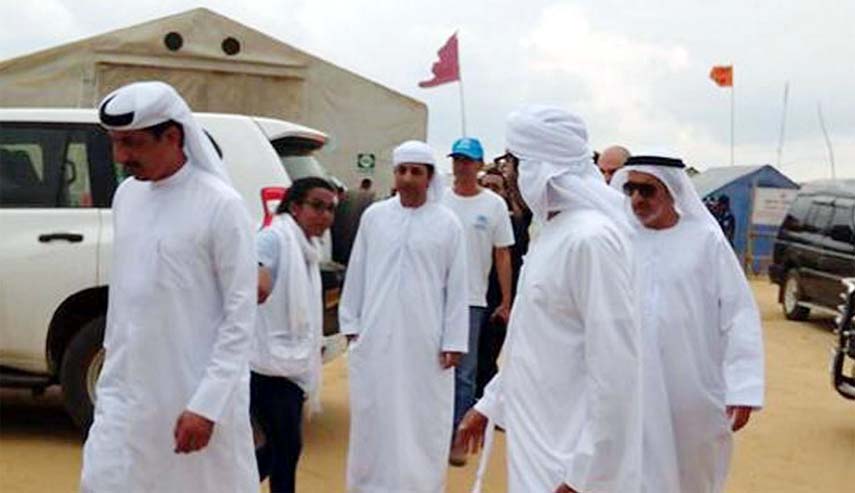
<box><xmin>746</xmin><ymin>179</ymin><xmax>757</xmax><ymax>274</ymax></box>
<box><xmin>730</xmin><ymin>84</ymin><xmax>735</xmax><ymax>166</ymax></box>
<box><xmin>817</xmin><ymin>102</ymin><xmax>836</xmax><ymax>181</ymax></box>
<box><xmin>776</xmin><ymin>82</ymin><xmax>789</xmax><ymax>168</ymax></box>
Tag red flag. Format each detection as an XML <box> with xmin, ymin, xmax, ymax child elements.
<box><xmin>419</xmin><ymin>33</ymin><xmax>460</xmax><ymax>88</ymax></box>
<box><xmin>709</xmin><ymin>65</ymin><xmax>733</xmax><ymax>87</ymax></box>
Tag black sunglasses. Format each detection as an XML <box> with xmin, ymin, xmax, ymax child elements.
<box><xmin>622</xmin><ymin>182</ymin><xmax>658</xmax><ymax>199</ymax></box>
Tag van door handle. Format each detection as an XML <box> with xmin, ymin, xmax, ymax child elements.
<box><xmin>38</xmin><ymin>233</ymin><xmax>84</xmax><ymax>243</ymax></box>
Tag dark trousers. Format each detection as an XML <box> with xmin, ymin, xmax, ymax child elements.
<box><xmin>250</xmin><ymin>372</ymin><xmax>305</xmax><ymax>493</ymax></box>
<box><xmin>475</xmin><ymin>315</ymin><xmax>508</xmax><ymax>398</ymax></box>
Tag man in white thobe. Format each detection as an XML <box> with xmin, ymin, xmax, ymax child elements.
<box><xmin>81</xmin><ymin>81</ymin><xmax>258</xmax><ymax>492</ymax></box>
<box><xmin>456</xmin><ymin>106</ymin><xmax>642</xmax><ymax>493</ymax></box>
<box><xmin>339</xmin><ymin>140</ymin><xmax>469</xmax><ymax>493</ymax></box>
<box><xmin>611</xmin><ymin>155</ymin><xmax>765</xmax><ymax>493</ymax></box>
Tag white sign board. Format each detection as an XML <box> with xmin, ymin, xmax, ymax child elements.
<box><xmin>752</xmin><ymin>187</ymin><xmax>799</xmax><ymax>226</ymax></box>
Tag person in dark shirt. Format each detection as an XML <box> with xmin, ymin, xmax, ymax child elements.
<box><xmin>475</xmin><ymin>163</ymin><xmax>532</xmax><ymax>398</ymax></box>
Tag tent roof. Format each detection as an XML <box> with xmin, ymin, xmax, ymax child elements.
<box><xmin>692</xmin><ymin>164</ymin><xmax>799</xmax><ymax>197</ymax></box>
<box><xmin>0</xmin><ymin>7</ymin><xmax>423</xmax><ymax>107</ymax></box>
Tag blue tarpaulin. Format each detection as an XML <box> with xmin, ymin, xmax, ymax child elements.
<box><xmin>692</xmin><ymin>165</ymin><xmax>800</xmax><ymax>272</ymax></box>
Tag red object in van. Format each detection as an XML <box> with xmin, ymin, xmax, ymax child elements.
<box><xmin>260</xmin><ymin>186</ymin><xmax>288</xmax><ymax>228</ymax></box>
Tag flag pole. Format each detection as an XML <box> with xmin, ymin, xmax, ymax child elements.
<box><xmin>730</xmin><ymin>82</ymin><xmax>735</xmax><ymax>166</ymax></box>
<box><xmin>458</xmin><ymin>78</ymin><xmax>467</xmax><ymax>137</ymax></box>
<box><xmin>457</xmin><ymin>32</ymin><xmax>467</xmax><ymax>137</ymax></box>
<box><xmin>776</xmin><ymin>82</ymin><xmax>789</xmax><ymax>168</ymax></box>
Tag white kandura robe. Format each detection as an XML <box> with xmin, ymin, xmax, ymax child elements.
<box><xmin>477</xmin><ymin>209</ymin><xmax>642</xmax><ymax>493</ymax></box>
<box><xmin>81</xmin><ymin>163</ymin><xmax>259</xmax><ymax>493</ymax></box>
<box><xmin>339</xmin><ymin>197</ymin><xmax>469</xmax><ymax>493</ymax></box>
<box><xmin>636</xmin><ymin>218</ymin><xmax>764</xmax><ymax>493</ymax></box>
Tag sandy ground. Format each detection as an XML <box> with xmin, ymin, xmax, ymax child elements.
<box><xmin>1</xmin><ymin>281</ymin><xmax>853</xmax><ymax>492</ymax></box>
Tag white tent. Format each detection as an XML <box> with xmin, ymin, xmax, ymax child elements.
<box><xmin>0</xmin><ymin>8</ymin><xmax>427</xmax><ymax>194</ymax></box>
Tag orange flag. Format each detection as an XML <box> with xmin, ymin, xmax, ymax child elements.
<box><xmin>709</xmin><ymin>65</ymin><xmax>733</xmax><ymax>87</ymax></box>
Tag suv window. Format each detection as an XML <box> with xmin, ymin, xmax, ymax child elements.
<box><xmin>0</xmin><ymin>123</ymin><xmax>115</xmax><ymax>208</ymax></box>
<box><xmin>804</xmin><ymin>201</ymin><xmax>834</xmax><ymax>234</ymax></box>
<box><xmin>781</xmin><ymin>195</ymin><xmax>813</xmax><ymax>232</ymax></box>
<box><xmin>829</xmin><ymin>200</ymin><xmax>855</xmax><ymax>245</ymax></box>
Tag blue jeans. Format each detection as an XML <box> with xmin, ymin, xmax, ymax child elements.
<box><xmin>454</xmin><ymin>306</ymin><xmax>488</xmax><ymax>428</ymax></box>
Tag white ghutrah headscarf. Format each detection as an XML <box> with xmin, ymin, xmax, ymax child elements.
<box><xmin>392</xmin><ymin>140</ymin><xmax>446</xmax><ymax>203</ymax></box>
<box><xmin>98</xmin><ymin>81</ymin><xmax>232</xmax><ymax>185</ymax></box>
<box><xmin>505</xmin><ymin>105</ymin><xmax>631</xmax><ymax>234</ymax></box>
<box><xmin>610</xmin><ymin>154</ymin><xmax>726</xmax><ymax>239</ymax></box>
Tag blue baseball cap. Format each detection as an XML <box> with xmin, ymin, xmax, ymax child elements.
<box><xmin>449</xmin><ymin>137</ymin><xmax>484</xmax><ymax>161</ymax></box>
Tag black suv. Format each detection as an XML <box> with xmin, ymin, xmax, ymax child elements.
<box><xmin>769</xmin><ymin>180</ymin><xmax>855</xmax><ymax>320</ymax></box>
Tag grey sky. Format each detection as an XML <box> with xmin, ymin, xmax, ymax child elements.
<box><xmin>1</xmin><ymin>0</ymin><xmax>852</xmax><ymax>181</ymax></box>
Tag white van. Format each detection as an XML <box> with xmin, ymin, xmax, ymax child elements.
<box><xmin>0</xmin><ymin>109</ymin><xmax>346</xmax><ymax>429</ymax></box>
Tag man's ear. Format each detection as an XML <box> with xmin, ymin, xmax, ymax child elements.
<box><xmin>164</xmin><ymin>125</ymin><xmax>183</xmax><ymax>147</ymax></box>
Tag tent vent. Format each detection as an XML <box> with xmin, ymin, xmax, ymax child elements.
<box><xmin>164</xmin><ymin>32</ymin><xmax>183</xmax><ymax>51</ymax></box>
<box><xmin>222</xmin><ymin>37</ymin><xmax>241</xmax><ymax>56</ymax></box>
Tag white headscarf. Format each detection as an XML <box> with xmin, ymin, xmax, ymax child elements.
<box><xmin>610</xmin><ymin>155</ymin><xmax>726</xmax><ymax>239</ymax></box>
<box><xmin>392</xmin><ymin>140</ymin><xmax>446</xmax><ymax>203</ymax></box>
<box><xmin>98</xmin><ymin>81</ymin><xmax>232</xmax><ymax>185</ymax></box>
<box><xmin>505</xmin><ymin>105</ymin><xmax>631</xmax><ymax>233</ymax></box>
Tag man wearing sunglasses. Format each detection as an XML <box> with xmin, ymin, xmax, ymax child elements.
<box><xmin>611</xmin><ymin>155</ymin><xmax>765</xmax><ymax>493</ymax></box>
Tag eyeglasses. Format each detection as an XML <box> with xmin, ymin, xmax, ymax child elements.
<box><xmin>622</xmin><ymin>182</ymin><xmax>658</xmax><ymax>199</ymax></box>
<box><xmin>302</xmin><ymin>199</ymin><xmax>336</xmax><ymax>213</ymax></box>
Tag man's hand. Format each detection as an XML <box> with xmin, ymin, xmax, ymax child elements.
<box><xmin>727</xmin><ymin>405</ymin><xmax>754</xmax><ymax>432</ymax></box>
<box><xmin>440</xmin><ymin>351</ymin><xmax>462</xmax><ymax>369</ymax></box>
<box><xmin>554</xmin><ymin>484</ymin><xmax>579</xmax><ymax>493</ymax></box>
<box><xmin>453</xmin><ymin>408</ymin><xmax>489</xmax><ymax>456</ymax></box>
<box><xmin>257</xmin><ymin>267</ymin><xmax>272</xmax><ymax>304</ymax></box>
<box><xmin>491</xmin><ymin>303</ymin><xmax>511</xmax><ymax>325</ymax></box>
<box><xmin>174</xmin><ymin>410</ymin><xmax>215</xmax><ymax>454</ymax></box>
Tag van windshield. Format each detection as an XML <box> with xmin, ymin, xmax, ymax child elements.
<box><xmin>271</xmin><ymin>137</ymin><xmax>332</xmax><ymax>181</ymax></box>
<box><xmin>280</xmin><ymin>155</ymin><xmax>329</xmax><ymax>180</ymax></box>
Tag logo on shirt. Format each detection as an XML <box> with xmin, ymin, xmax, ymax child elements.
<box><xmin>474</xmin><ymin>214</ymin><xmax>489</xmax><ymax>231</ymax></box>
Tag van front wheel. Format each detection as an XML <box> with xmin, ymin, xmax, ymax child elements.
<box><xmin>60</xmin><ymin>316</ymin><xmax>105</xmax><ymax>433</ymax></box>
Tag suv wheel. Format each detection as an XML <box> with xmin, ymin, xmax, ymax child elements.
<box><xmin>783</xmin><ymin>270</ymin><xmax>810</xmax><ymax>321</ymax></box>
<box><xmin>60</xmin><ymin>316</ymin><xmax>105</xmax><ymax>432</ymax></box>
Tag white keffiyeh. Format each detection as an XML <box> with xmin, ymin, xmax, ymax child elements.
<box><xmin>393</xmin><ymin>140</ymin><xmax>446</xmax><ymax>203</ymax></box>
<box><xmin>98</xmin><ymin>80</ymin><xmax>232</xmax><ymax>185</ymax></box>
<box><xmin>505</xmin><ymin>105</ymin><xmax>631</xmax><ymax>235</ymax></box>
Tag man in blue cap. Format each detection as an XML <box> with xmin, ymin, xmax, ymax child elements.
<box><xmin>441</xmin><ymin>137</ymin><xmax>515</xmax><ymax>466</ymax></box>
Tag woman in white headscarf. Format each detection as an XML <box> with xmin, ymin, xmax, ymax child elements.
<box><xmin>456</xmin><ymin>105</ymin><xmax>642</xmax><ymax>493</ymax></box>
<box><xmin>339</xmin><ymin>141</ymin><xmax>469</xmax><ymax>493</ymax></box>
